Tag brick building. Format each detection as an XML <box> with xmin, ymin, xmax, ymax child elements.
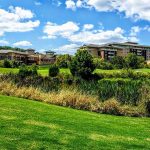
<box><xmin>81</xmin><ymin>42</ymin><xmax>150</xmax><ymax>63</ymax></box>
<box><xmin>0</xmin><ymin>49</ymin><xmax>56</xmax><ymax>65</ymax></box>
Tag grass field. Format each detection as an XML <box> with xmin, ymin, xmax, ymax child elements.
<box><xmin>0</xmin><ymin>67</ymin><xmax>149</xmax><ymax>76</ymax></box>
<box><xmin>0</xmin><ymin>95</ymin><xmax>150</xmax><ymax>149</ymax></box>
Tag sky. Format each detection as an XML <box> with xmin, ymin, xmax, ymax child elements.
<box><xmin>0</xmin><ymin>0</ymin><xmax>150</xmax><ymax>54</ymax></box>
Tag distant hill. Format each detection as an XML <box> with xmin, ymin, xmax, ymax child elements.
<box><xmin>0</xmin><ymin>46</ymin><xmax>25</xmax><ymax>52</ymax></box>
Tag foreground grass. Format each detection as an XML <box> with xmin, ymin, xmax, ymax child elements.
<box><xmin>0</xmin><ymin>95</ymin><xmax>150</xmax><ymax>150</ymax></box>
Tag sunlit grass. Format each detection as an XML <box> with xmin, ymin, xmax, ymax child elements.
<box><xmin>0</xmin><ymin>67</ymin><xmax>149</xmax><ymax>76</ymax></box>
<box><xmin>0</xmin><ymin>95</ymin><xmax>150</xmax><ymax>149</ymax></box>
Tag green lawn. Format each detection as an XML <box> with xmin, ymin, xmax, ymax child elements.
<box><xmin>0</xmin><ymin>67</ymin><xmax>69</xmax><ymax>76</ymax></box>
<box><xmin>0</xmin><ymin>67</ymin><xmax>149</xmax><ymax>77</ymax></box>
<box><xmin>0</xmin><ymin>95</ymin><xmax>150</xmax><ymax>149</ymax></box>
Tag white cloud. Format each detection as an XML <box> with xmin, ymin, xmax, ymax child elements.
<box><xmin>65</xmin><ymin>0</ymin><xmax>150</xmax><ymax>21</ymax></box>
<box><xmin>130</xmin><ymin>26</ymin><xmax>141</xmax><ymax>37</ymax></box>
<box><xmin>144</xmin><ymin>26</ymin><xmax>150</xmax><ymax>32</ymax></box>
<box><xmin>13</xmin><ymin>41</ymin><xmax>32</xmax><ymax>47</ymax></box>
<box><xmin>43</xmin><ymin>21</ymin><xmax>144</xmax><ymax>45</ymax></box>
<box><xmin>83</xmin><ymin>24</ymin><xmax>94</xmax><ymax>31</ymax></box>
<box><xmin>55</xmin><ymin>43</ymin><xmax>79</xmax><ymax>54</ymax></box>
<box><xmin>76</xmin><ymin>0</ymin><xmax>83</xmax><ymax>8</ymax></box>
<box><xmin>127</xmin><ymin>26</ymin><xmax>141</xmax><ymax>42</ymax></box>
<box><xmin>128</xmin><ymin>36</ymin><xmax>139</xmax><ymax>43</ymax></box>
<box><xmin>43</xmin><ymin>21</ymin><xmax>79</xmax><ymax>39</ymax></box>
<box><xmin>8</xmin><ymin>6</ymin><xmax>33</xmax><ymax>19</ymax></box>
<box><xmin>65</xmin><ymin>0</ymin><xmax>76</xmax><ymax>11</ymax></box>
<box><xmin>87</xmin><ymin>0</ymin><xmax>114</xmax><ymax>12</ymax></box>
<box><xmin>0</xmin><ymin>6</ymin><xmax>40</xmax><ymax>36</ymax></box>
<box><xmin>0</xmin><ymin>40</ymin><xmax>9</xmax><ymax>45</ymax></box>
<box><xmin>115</xmin><ymin>0</ymin><xmax>150</xmax><ymax>21</ymax></box>
<box><xmin>68</xmin><ymin>27</ymin><xmax>127</xmax><ymax>44</ymax></box>
<box><xmin>34</xmin><ymin>1</ymin><xmax>42</xmax><ymax>6</ymax></box>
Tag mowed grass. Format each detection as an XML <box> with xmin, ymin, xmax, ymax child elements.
<box><xmin>0</xmin><ymin>67</ymin><xmax>70</xmax><ymax>76</ymax></box>
<box><xmin>0</xmin><ymin>67</ymin><xmax>150</xmax><ymax>76</ymax></box>
<box><xmin>0</xmin><ymin>95</ymin><xmax>150</xmax><ymax>150</ymax></box>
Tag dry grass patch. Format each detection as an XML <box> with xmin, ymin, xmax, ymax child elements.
<box><xmin>0</xmin><ymin>81</ymin><xmax>145</xmax><ymax>116</ymax></box>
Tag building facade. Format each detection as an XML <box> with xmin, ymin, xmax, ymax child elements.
<box><xmin>0</xmin><ymin>49</ymin><xmax>56</xmax><ymax>65</ymax></box>
<box><xmin>82</xmin><ymin>42</ymin><xmax>150</xmax><ymax>63</ymax></box>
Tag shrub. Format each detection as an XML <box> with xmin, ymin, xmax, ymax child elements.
<box><xmin>3</xmin><ymin>59</ymin><xmax>12</xmax><ymax>68</ymax></box>
<box><xmin>56</xmin><ymin>54</ymin><xmax>72</xmax><ymax>68</ymax></box>
<box><xmin>125</xmin><ymin>53</ymin><xmax>145</xmax><ymax>69</ymax></box>
<box><xmin>69</xmin><ymin>48</ymin><xmax>96</xmax><ymax>79</ymax></box>
<box><xmin>93</xmin><ymin>58</ymin><xmax>103</xmax><ymax>69</ymax></box>
<box><xmin>111</xmin><ymin>56</ymin><xmax>126</xmax><ymax>69</ymax></box>
<box><xmin>93</xmin><ymin>58</ymin><xmax>113</xmax><ymax>69</ymax></box>
<box><xmin>18</xmin><ymin>64</ymin><xmax>38</xmax><ymax>78</ymax></box>
<box><xmin>11</xmin><ymin>60</ymin><xmax>21</xmax><ymax>68</ymax></box>
<box><xmin>0</xmin><ymin>60</ymin><xmax>4</xmax><ymax>67</ymax></box>
<box><xmin>101</xmin><ymin>61</ymin><xmax>113</xmax><ymax>70</ymax></box>
<box><xmin>49</xmin><ymin>64</ymin><xmax>59</xmax><ymax>77</ymax></box>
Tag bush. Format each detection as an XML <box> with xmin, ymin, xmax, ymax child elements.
<box><xmin>18</xmin><ymin>64</ymin><xmax>38</xmax><ymax>78</ymax></box>
<box><xmin>0</xmin><ymin>60</ymin><xmax>4</xmax><ymax>67</ymax></box>
<box><xmin>93</xmin><ymin>58</ymin><xmax>113</xmax><ymax>69</ymax></box>
<box><xmin>111</xmin><ymin>56</ymin><xmax>126</xmax><ymax>69</ymax></box>
<box><xmin>56</xmin><ymin>54</ymin><xmax>72</xmax><ymax>68</ymax></box>
<box><xmin>69</xmin><ymin>48</ymin><xmax>96</xmax><ymax>79</ymax></box>
<box><xmin>101</xmin><ymin>61</ymin><xmax>113</xmax><ymax>70</ymax></box>
<box><xmin>49</xmin><ymin>64</ymin><xmax>59</xmax><ymax>77</ymax></box>
<box><xmin>125</xmin><ymin>53</ymin><xmax>145</xmax><ymax>69</ymax></box>
<box><xmin>3</xmin><ymin>59</ymin><xmax>12</xmax><ymax>68</ymax></box>
<box><xmin>11</xmin><ymin>60</ymin><xmax>21</xmax><ymax>68</ymax></box>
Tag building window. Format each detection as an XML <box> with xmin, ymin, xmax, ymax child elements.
<box><xmin>98</xmin><ymin>51</ymin><xmax>101</xmax><ymax>56</ymax></box>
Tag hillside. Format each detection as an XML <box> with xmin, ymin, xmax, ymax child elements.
<box><xmin>0</xmin><ymin>95</ymin><xmax>150</xmax><ymax>149</ymax></box>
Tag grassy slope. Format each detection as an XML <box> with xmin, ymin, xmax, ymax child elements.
<box><xmin>0</xmin><ymin>95</ymin><xmax>150</xmax><ymax>150</ymax></box>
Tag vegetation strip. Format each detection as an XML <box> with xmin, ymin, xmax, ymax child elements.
<box><xmin>0</xmin><ymin>80</ymin><xmax>148</xmax><ymax>117</ymax></box>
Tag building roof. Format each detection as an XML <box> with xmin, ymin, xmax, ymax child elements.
<box><xmin>110</xmin><ymin>42</ymin><xmax>150</xmax><ymax>48</ymax></box>
<box><xmin>0</xmin><ymin>50</ymin><xmax>27</xmax><ymax>55</ymax></box>
<box><xmin>83</xmin><ymin>42</ymin><xmax>150</xmax><ymax>50</ymax></box>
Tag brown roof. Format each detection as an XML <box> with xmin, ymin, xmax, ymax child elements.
<box><xmin>0</xmin><ymin>50</ymin><xmax>27</xmax><ymax>55</ymax></box>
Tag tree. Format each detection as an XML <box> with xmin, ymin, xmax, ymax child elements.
<box><xmin>69</xmin><ymin>48</ymin><xmax>96</xmax><ymax>79</ymax></box>
<box><xmin>3</xmin><ymin>59</ymin><xmax>12</xmax><ymax>68</ymax></box>
<box><xmin>111</xmin><ymin>56</ymin><xmax>126</xmax><ymax>69</ymax></box>
<box><xmin>125</xmin><ymin>53</ymin><xmax>145</xmax><ymax>69</ymax></box>
<box><xmin>94</xmin><ymin>58</ymin><xmax>113</xmax><ymax>70</ymax></box>
<box><xmin>56</xmin><ymin>54</ymin><xmax>72</xmax><ymax>68</ymax></box>
<box><xmin>49</xmin><ymin>64</ymin><xmax>59</xmax><ymax>77</ymax></box>
<box><xmin>18</xmin><ymin>64</ymin><xmax>38</xmax><ymax>78</ymax></box>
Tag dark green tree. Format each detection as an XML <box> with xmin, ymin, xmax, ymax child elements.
<box><xmin>111</xmin><ymin>56</ymin><xmax>126</xmax><ymax>69</ymax></box>
<box><xmin>125</xmin><ymin>53</ymin><xmax>145</xmax><ymax>69</ymax></box>
<box><xmin>3</xmin><ymin>59</ymin><xmax>12</xmax><ymax>68</ymax></box>
<box><xmin>69</xmin><ymin>48</ymin><xmax>96</xmax><ymax>79</ymax></box>
<box><xmin>49</xmin><ymin>64</ymin><xmax>59</xmax><ymax>77</ymax></box>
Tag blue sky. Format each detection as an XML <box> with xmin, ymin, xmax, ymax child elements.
<box><xmin>0</xmin><ymin>0</ymin><xmax>150</xmax><ymax>54</ymax></box>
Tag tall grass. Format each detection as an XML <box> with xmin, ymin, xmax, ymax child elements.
<box><xmin>98</xmin><ymin>78</ymin><xmax>142</xmax><ymax>105</ymax></box>
<box><xmin>0</xmin><ymin>80</ymin><xmax>146</xmax><ymax>116</ymax></box>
